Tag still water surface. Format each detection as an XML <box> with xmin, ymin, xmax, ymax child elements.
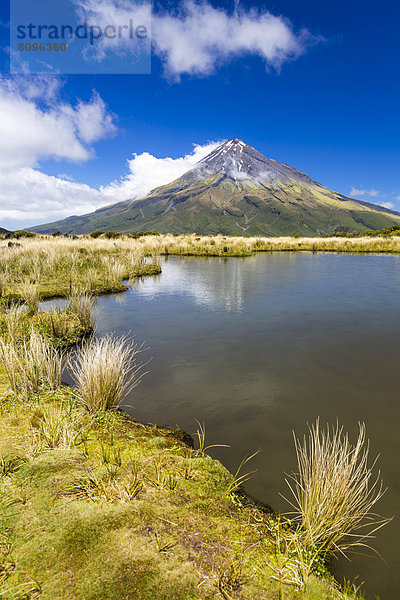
<box><xmin>90</xmin><ymin>253</ymin><xmax>399</xmax><ymax>598</ymax></box>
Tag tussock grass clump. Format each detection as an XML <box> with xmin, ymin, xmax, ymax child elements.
<box><xmin>0</xmin><ymin>308</ymin><xmax>85</xmax><ymax>348</ymax></box>
<box><xmin>0</xmin><ymin>269</ymin><xmax>8</xmax><ymax>297</ymax></box>
<box><xmin>68</xmin><ymin>291</ymin><xmax>96</xmax><ymax>330</ymax></box>
<box><xmin>18</xmin><ymin>281</ymin><xmax>40</xmax><ymax>314</ymax></box>
<box><xmin>28</xmin><ymin>332</ymin><xmax>63</xmax><ymax>391</ymax></box>
<box><xmin>30</xmin><ymin>405</ymin><xmax>78</xmax><ymax>449</ymax></box>
<box><xmin>285</xmin><ymin>420</ymin><xmax>390</xmax><ymax>557</ymax></box>
<box><xmin>84</xmin><ymin>267</ymin><xmax>100</xmax><ymax>292</ymax></box>
<box><xmin>3</xmin><ymin>305</ymin><xmax>23</xmax><ymax>342</ymax></box>
<box><xmin>70</xmin><ymin>335</ymin><xmax>144</xmax><ymax>413</ymax></box>
<box><xmin>0</xmin><ymin>332</ymin><xmax>63</xmax><ymax>394</ymax></box>
<box><xmin>0</xmin><ymin>339</ymin><xmax>21</xmax><ymax>393</ymax></box>
<box><xmin>103</xmin><ymin>257</ymin><xmax>126</xmax><ymax>287</ymax></box>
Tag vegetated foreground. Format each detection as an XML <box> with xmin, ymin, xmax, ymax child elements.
<box><xmin>0</xmin><ymin>232</ymin><xmax>389</xmax><ymax>600</ymax></box>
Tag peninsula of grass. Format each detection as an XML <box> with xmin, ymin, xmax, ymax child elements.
<box><xmin>0</xmin><ymin>236</ymin><xmax>161</xmax><ymax>304</ymax></box>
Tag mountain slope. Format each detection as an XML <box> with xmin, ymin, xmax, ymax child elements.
<box><xmin>30</xmin><ymin>139</ymin><xmax>400</xmax><ymax>236</ymax></box>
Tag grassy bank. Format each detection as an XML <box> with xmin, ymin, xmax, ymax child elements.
<box><xmin>0</xmin><ymin>368</ymin><xmax>363</xmax><ymax>599</ymax></box>
<box><xmin>0</xmin><ymin>309</ymin><xmax>87</xmax><ymax>347</ymax></box>
<box><xmin>145</xmin><ymin>232</ymin><xmax>400</xmax><ymax>256</ymax></box>
<box><xmin>0</xmin><ymin>236</ymin><xmax>161</xmax><ymax>303</ymax></box>
<box><xmin>2</xmin><ymin>233</ymin><xmax>400</xmax><ymax>307</ymax></box>
<box><xmin>0</xmin><ymin>235</ymin><xmax>386</xmax><ymax>599</ymax></box>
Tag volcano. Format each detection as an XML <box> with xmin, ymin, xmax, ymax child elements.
<box><xmin>30</xmin><ymin>139</ymin><xmax>400</xmax><ymax>236</ymax></box>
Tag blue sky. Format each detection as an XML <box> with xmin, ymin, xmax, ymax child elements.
<box><xmin>0</xmin><ymin>0</ymin><xmax>400</xmax><ymax>229</ymax></box>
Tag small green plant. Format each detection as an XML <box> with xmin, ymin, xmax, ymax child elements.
<box><xmin>68</xmin><ymin>471</ymin><xmax>106</xmax><ymax>502</ymax></box>
<box><xmin>104</xmin><ymin>463</ymin><xmax>120</xmax><ymax>480</ymax></box>
<box><xmin>146</xmin><ymin>455</ymin><xmax>178</xmax><ymax>490</ymax></box>
<box><xmin>121</xmin><ymin>475</ymin><xmax>142</xmax><ymax>501</ymax></box>
<box><xmin>74</xmin><ymin>427</ymin><xmax>91</xmax><ymax>458</ymax></box>
<box><xmin>164</xmin><ymin>470</ymin><xmax>178</xmax><ymax>490</ymax></box>
<box><xmin>0</xmin><ymin>451</ymin><xmax>26</xmax><ymax>476</ymax></box>
<box><xmin>98</xmin><ymin>437</ymin><xmax>121</xmax><ymax>465</ymax></box>
<box><xmin>153</xmin><ymin>530</ymin><xmax>175</xmax><ymax>553</ymax></box>
<box><xmin>30</xmin><ymin>405</ymin><xmax>77</xmax><ymax>449</ymax></box>
<box><xmin>195</xmin><ymin>420</ymin><xmax>229</xmax><ymax>455</ymax></box>
<box><xmin>226</xmin><ymin>450</ymin><xmax>260</xmax><ymax>495</ymax></box>
<box><xmin>217</xmin><ymin>552</ymin><xmax>248</xmax><ymax>600</ymax></box>
<box><xmin>148</xmin><ymin>455</ymin><xmax>165</xmax><ymax>488</ymax></box>
<box><xmin>181</xmin><ymin>447</ymin><xmax>194</xmax><ymax>480</ymax></box>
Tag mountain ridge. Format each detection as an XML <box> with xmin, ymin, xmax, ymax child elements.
<box><xmin>29</xmin><ymin>139</ymin><xmax>400</xmax><ymax>236</ymax></box>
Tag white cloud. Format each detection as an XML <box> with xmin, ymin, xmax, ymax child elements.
<box><xmin>102</xmin><ymin>141</ymin><xmax>220</xmax><ymax>200</ymax></box>
<box><xmin>75</xmin><ymin>0</ymin><xmax>319</xmax><ymax>78</ymax></box>
<box><xmin>61</xmin><ymin>92</ymin><xmax>116</xmax><ymax>144</ymax></box>
<box><xmin>73</xmin><ymin>0</ymin><xmax>152</xmax><ymax>62</ymax></box>
<box><xmin>380</xmin><ymin>201</ymin><xmax>395</xmax><ymax>210</ymax></box>
<box><xmin>0</xmin><ymin>168</ymin><xmax>103</xmax><ymax>225</ymax></box>
<box><xmin>0</xmin><ymin>75</ymin><xmax>116</xmax><ymax>170</ymax></box>
<box><xmin>0</xmin><ymin>140</ymin><xmax>220</xmax><ymax>229</ymax></box>
<box><xmin>153</xmin><ymin>1</ymin><xmax>316</xmax><ymax>77</ymax></box>
<box><xmin>350</xmin><ymin>187</ymin><xmax>380</xmax><ymax>198</ymax></box>
<box><xmin>0</xmin><ymin>75</ymin><xmax>118</xmax><ymax>229</ymax></box>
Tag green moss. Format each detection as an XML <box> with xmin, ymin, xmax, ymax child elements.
<box><xmin>0</xmin><ymin>384</ymin><xmax>365</xmax><ymax>600</ymax></box>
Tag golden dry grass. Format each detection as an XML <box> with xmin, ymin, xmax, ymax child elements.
<box><xmin>285</xmin><ymin>420</ymin><xmax>390</xmax><ymax>557</ymax></box>
<box><xmin>69</xmin><ymin>335</ymin><xmax>145</xmax><ymax>413</ymax></box>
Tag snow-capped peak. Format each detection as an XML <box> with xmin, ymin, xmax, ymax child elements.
<box><xmin>195</xmin><ymin>138</ymin><xmax>315</xmax><ymax>185</ymax></box>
